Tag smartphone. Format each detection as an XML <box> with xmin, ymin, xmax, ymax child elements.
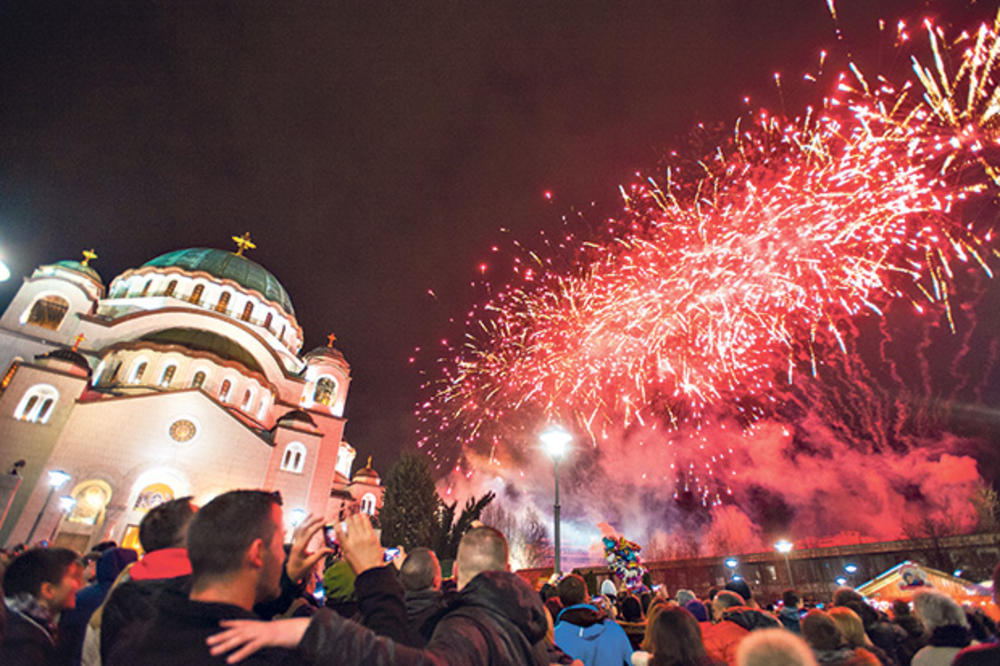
<box><xmin>323</xmin><ymin>524</ymin><xmax>338</xmax><ymax>548</ymax></box>
<box><xmin>383</xmin><ymin>547</ymin><xmax>400</xmax><ymax>562</ymax></box>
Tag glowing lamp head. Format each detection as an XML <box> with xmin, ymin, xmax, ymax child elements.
<box><xmin>540</xmin><ymin>426</ymin><xmax>572</xmax><ymax>460</ymax></box>
<box><xmin>47</xmin><ymin>470</ymin><xmax>71</xmax><ymax>489</ymax></box>
<box><xmin>0</xmin><ymin>258</ymin><xmax>9</xmax><ymax>282</ymax></box>
<box><xmin>57</xmin><ymin>495</ymin><xmax>76</xmax><ymax>513</ymax></box>
<box><xmin>775</xmin><ymin>539</ymin><xmax>793</xmax><ymax>554</ymax></box>
<box><xmin>725</xmin><ymin>557</ymin><xmax>739</xmax><ymax>569</ymax></box>
<box><xmin>835</xmin><ymin>576</ymin><xmax>848</xmax><ymax>586</ymax></box>
<box><xmin>731</xmin><ymin>575</ymin><xmax>743</xmax><ymax>582</ymax></box>
<box><xmin>844</xmin><ymin>564</ymin><xmax>858</xmax><ymax>574</ymax></box>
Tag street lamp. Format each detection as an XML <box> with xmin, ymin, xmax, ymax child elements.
<box><xmin>541</xmin><ymin>425</ymin><xmax>572</xmax><ymax>575</ymax></box>
<box><xmin>835</xmin><ymin>576</ymin><xmax>848</xmax><ymax>586</ymax></box>
<box><xmin>725</xmin><ymin>557</ymin><xmax>739</xmax><ymax>570</ymax></box>
<box><xmin>844</xmin><ymin>563</ymin><xmax>858</xmax><ymax>575</ymax></box>
<box><xmin>775</xmin><ymin>539</ymin><xmax>795</xmax><ymax>588</ymax></box>
<box><xmin>50</xmin><ymin>495</ymin><xmax>76</xmax><ymax>541</ymax></box>
<box><xmin>26</xmin><ymin>470</ymin><xmax>71</xmax><ymax>543</ymax></box>
<box><xmin>0</xmin><ymin>257</ymin><xmax>9</xmax><ymax>282</ymax></box>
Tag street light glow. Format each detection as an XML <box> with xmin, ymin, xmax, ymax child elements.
<box><xmin>57</xmin><ymin>495</ymin><xmax>76</xmax><ymax>513</ymax></box>
<box><xmin>725</xmin><ymin>557</ymin><xmax>739</xmax><ymax>569</ymax></box>
<box><xmin>540</xmin><ymin>425</ymin><xmax>572</xmax><ymax>460</ymax></box>
<box><xmin>0</xmin><ymin>258</ymin><xmax>9</xmax><ymax>282</ymax></box>
<box><xmin>47</xmin><ymin>470</ymin><xmax>71</xmax><ymax>488</ymax></box>
<box><xmin>844</xmin><ymin>563</ymin><xmax>858</xmax><ymax>574</ymax></box>
<box><xmin>835</xmin><ymin>576</ymin><xmax>848</xmax><ymax>586</ymax></box>
<box><xmin>775</xmin><ymin>539</ymin><xmax>793</xmax><ymax>554</ymax></box>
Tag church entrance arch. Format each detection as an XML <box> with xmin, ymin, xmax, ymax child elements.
<box><xmin>119</xmin><ymin>468</ymin><xmax>191</xmax><ymax>552</ymax></box>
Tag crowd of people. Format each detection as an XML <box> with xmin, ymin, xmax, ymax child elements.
<box><xmin>0</xmin><ymin>489</ymin><xmax>998</xmax><ymax>665</ymax></box>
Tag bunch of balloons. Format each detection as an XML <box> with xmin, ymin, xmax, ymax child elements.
<box><xmin>603</xmin><ymin>535</ymin><xmax>648</xmax><ymax>589</ymax></box>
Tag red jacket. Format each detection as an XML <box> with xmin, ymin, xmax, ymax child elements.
<box><xmin>700</xmin><ymin>620</ymin><xmax>748</xmax><ymax>665</ymax></box>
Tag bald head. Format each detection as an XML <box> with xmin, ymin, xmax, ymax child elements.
<box><xmin>455</xmin><ymin>526</ymin><xmax>508</xmax><ymax>589</ymax></box>
<box><xmin>400</xmin><ymin>547</ymin><xmax>442</xmax><ymax>592</ymax></box>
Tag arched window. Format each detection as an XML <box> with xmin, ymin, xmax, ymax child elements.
<box><xmin>264</xmin><ymin>312</ymin><xmax>273</xmax><ymax>330</ymax></box>
<box><xmin>164</xmin><ymin>280</ymin><xmax>177</xmax><ymax>297</ymax></box>
<box><xmin>219</xmin><ymin>379</ymin><xmax>232</xmax><ymax>402</ymax></box>
<box><xmin>360</xmin><ymin>493</ymin><xmax>377</xmax><ymax>516</ymax></box>
<box><xmin>67</xmin><ymin>480</ymin><xmax>112</xmax><ymax>526</ymax></box>
<box><xmin>131</xmin><ymin>361</ymin><xmax>148</xmax><ymax>384</ymax></box>
<box><xmin>280</xmin><ymin>442</ymin><xmax>307</xmax><ymax>474</ymax></box>
<box><xmin>159</xmin><ymin>364</ymin><xmax>177</xmax><ymax>387</ymax></box>
<box><xmin>188</xmin><ymin>284</ymin><xmax>204</xmax><ymax>305</ymax></box>
<box><xmin>191</xmin><ymin>371</ymin><xmax>206</xmax><ymax>389</ymax></box>
<box><xmin>25</xmin><ymin>295</ymin><xmax>70</xmax><ymax>330</ymax></box>
<box><xmin>141</xmin><ymin>279</ymin><xmax>153</xmax><ymax>296</ymax></box>
<box><xmin>215</xmin><ymin>291</ymin><xmax>231</xmax><ymax>313</ymax></box>
<box><xmin>242</xmin><ymin>389</ymin><xmax>253</xmax><ymax>409</ymax></box>
<box><xmin>257</xmin><ymin>395</ymin><xmax>269</xmax><ymax>419</ymax></box>
<box><xmin>313</xmin><ymin>377</ymin><xmax>336</xmax><ymax>406</ymax></box>
<box><xmin>14</xmin><ymin>384</ymin><xmax>59</xmax><ymax>423</ymax></box>
<box><xmin>241</xmin><ymin>301</ymin><xmax>254</xmax><ymax>322</ymax></box>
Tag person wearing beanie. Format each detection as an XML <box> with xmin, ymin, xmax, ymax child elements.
<box><xmin>685</xmin><ymin>600</ymin><xmax>709</xmax><ymax>623</ymax></box>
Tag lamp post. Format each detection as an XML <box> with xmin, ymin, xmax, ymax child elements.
<box><xmin>775</xmin><ymin>539</ymin><xmax>795</xmax><ymax>588</ymax></box>
<box><xmin>26</xmin><ymin>470</ymin><xmax>71</xmax><ymax>544</ymax></box>
<box><xmin>541</xmin><ymin>425</ymin><xmax>572</xmax><ymax>575</ymax></box>
<box><xmin>50</xmin><ymin>495</ymin><xmax>76</xmax><ymax>542</ymax></box>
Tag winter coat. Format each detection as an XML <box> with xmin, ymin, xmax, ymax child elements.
<box><xmin>59</xmin><ymin>548</ymin><xmax>136</xmax><ymax>666</ymax></box>
<box><xmin>0</xmin><ymin>608</ymin><xmax>67</xmax><ymax>666</ymax></box>
<box><xmin>554</xmin><ymin>603</ymin><xmax>634</xmax><ymax>666</ymax></box>
<box><xmin>953</xmin><ymin>641</ymin><xmax>1000</xmax><ymax>666</ymax></box>
<box><xmin>700</xmin><ymin>620</ymin><xmax>748</xmax><ymax>665</ymax></box>
<box><xmin>105</xmin><ymin>586</ymin><xmax>299</xmax><ymax>666</ymax></box>
<box><xmin>811</xmin><ymin>646</ymin><xmax>880</xmax><ymax>665</ymax></box>
<box><xmin>911</xmin><ymin>624</ymin><xmax>975</xmax><ymax>666</ymax></box>
<box><xmin>404</xmin><ymin>588</ymin><xmax>445</xmax><ymax>643</ymax></box>
<box><xmin>299</xmin><ymin>566</ymin><xmax>552</xmax><ymax>665</ymax></box>
<box><xmin>718</xmin><ymin>606</ymin><xmax>780</xmax><ymax>632</ymax></box>
<box><xmin>778</xmin><ymin>606</ymin><xmax>802</xmax><ymax>634</ymax></box>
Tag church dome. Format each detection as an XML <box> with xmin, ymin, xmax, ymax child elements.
<box><xmin>143</xmin><ymin>248</ymin><xmax>294</xmax><ymax>316</ymax></box>
<box><xmin>52</xmin><ymin>260</ymin><xmax>102</xmax><ymax>283</ymax></box>
<box><xmin>353</xmin><ymin>457</ymin><xmax>379</xmax><ymax>482</ymax></box>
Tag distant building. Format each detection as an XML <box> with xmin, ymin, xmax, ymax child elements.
<box><xmin>0</xmin><ymin>238</ymin><xmax>382</xmax><ymax>551</ymax></box>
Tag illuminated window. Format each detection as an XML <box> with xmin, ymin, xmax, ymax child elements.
<box><xmin>241</xmin><ymin>301</ymin><xmax>254</xmax><ymax>322</ymax></box>
<box><xmin>68</xmin><ymin>481</ymin><xmax>112</xmax><ymax>526</ymax></box>
<box><xmin>191</xmin><ymin>371</ymin><xmax>206</xmax><ymax>389</ymax></box>
<box><xmin>131</xmin><ymin>361</ymin><xmax>148</xmax><ymax>384</ymax></box>
<box><xmin>189</xmin><ymin>284</ymin><xmax>204</xmax><ymax>305</ymax></box>
<box><xmin>360</xmin><ymin>493</ymin><xmax>377</xmax><ymax>515</ymax></box>
<box><xmin>141</xmin><ymin>279</ymin><xmax>153</xmax><ymax>296</ymax></box>
<box><xmin>219</xmin><ymin>379</ymin><xmax>232</xmax><ymax>402</ymax></box>
<box><xmin>242</xmin><ymin>389</ymin><xmax>253</xmax><ymax>409</ymax></box>
<box><xmin>257</xmin><ymin>395</ymin><xmax>269</xmax><ymax>419</ymax></box>
<box><xmin>313</xmin><ymin>377</ymin><xmax>336</xmax><ymax>406</ymax></box>
<box><xmin>264</xmin><ymin>312</ymin><xmax>273</xmax><ymax>330</ymax></box>
<box><xmin>159</xmin><ymin>364</ymin><xmax>177</xmax><ymax>387</ymax></box>
<box><xmin>14</xmin><ymin>384</ymin><xmax>59</xmax><ymax>423</ymax></box>
<box><xmin>280</xmin><ymin>442</ymin><xmax>307</xmax><ymax>473</ymax></box>
<box><xmin>133</xmin><ymin>482</ymin><xmax>174</xmax><ymax>512</ymax></box>
<box><xmin>215</xmin><ymin>291</ymin><xmax>231</xmax><ymax>313</ymax></box>
<box><xmin>0</xmin><ymin>362</ymin><xmax>19</xmax><ymax>397</ymax></box>
<box><xmin>164</xmin><ymin>280</ymin><xmax>177</xmax><ymax>297</ymax></box>
<box><xmin>25</xmin><ymin>295</ymin><xmax>70</xmax><ymax>330</ymax></box>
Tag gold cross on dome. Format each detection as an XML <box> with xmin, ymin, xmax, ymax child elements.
<box><xmin>326</xmin><ymin>332</ymin><xmax>337</xmax><ymax>347</ymax></box>
<box><xmin>81</xmin><ymin>249</ymin><xmax>97</xmax><ymax>267</ymax></box>
<box><xmin>232</xmin><ymin>232</ymin><xmax>256</xmax><ymax>256</ymax></box>
<box><xmin>72</xmin><ymin>333</ymin><xmax>86</xmax><ymax>351</ymax></box>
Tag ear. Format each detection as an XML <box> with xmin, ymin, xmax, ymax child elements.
<box><xmin>38</xmin><ymin>581</ymin><xmax>56</xmax><ymax>603</ymax></box>
<box><xmin>247</xmin><ymin>538</ymin><xmax>266</xmax><ymax>570</ymax></box>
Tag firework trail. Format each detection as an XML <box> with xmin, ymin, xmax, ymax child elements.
<box><xmin>416</xmin><ymin>13</ymin><xmax>1000</xmax><ymax>514</ymax></box>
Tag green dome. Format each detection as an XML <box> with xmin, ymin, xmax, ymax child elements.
<box><xmin>143</xmin><ymin>248</ymin><xmax>294</xmax><ymax>315</ymax></box>
<box><xmin>54</xmin><ymin>260</ymin><xmax>102</xmax><ymax>282</ymax></box>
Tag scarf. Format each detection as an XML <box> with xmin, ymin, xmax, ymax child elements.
<box><xmin>4</xmin><ymin>593</ymin><xmax>57</xmax><ymax>642</ymax></box>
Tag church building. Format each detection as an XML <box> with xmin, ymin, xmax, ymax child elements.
<box><xmin>0</xmin><ymin>236</ymin><xmax>382</xmax><ymax>551</ymax></box>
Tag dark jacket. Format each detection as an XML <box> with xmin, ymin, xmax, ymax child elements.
<box><xmin>778</xmin><ymin>606</ymin><xmax>802</xmax><ymax>634</ymax></box>
<box><xmin>720</xmin><ymin>605</ymin><xmax>781</xmax><ymax>631</ymax></box>
<box><xmin>953</xmin><ymin>642</ymin><xmax>1000</xmax><ymax>666</ymax></box>
<box><xmin>0</xmin><ymin>609</ymin><xmax>64</xmax><ymax>666</ymax></box>
<box><xmin>101</xmin><ymin>563</ymin><xmax>303</xmax><ymax>660</ymax></box>
<box><xmin>404</xmin><ymin>588</ymin><xmax>445</xmax><ymax>643</ymax></box>
<box><xmin>300</xmin><ymin>566</ymin><xmax>552</xmax><ymax>665</ymax></box>
<box><xmin>106</xmin><ymin>586</ymin><xmax>299</xmax><ymax>666</ymax></box>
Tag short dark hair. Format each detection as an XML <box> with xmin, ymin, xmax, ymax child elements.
<box><xmin>725</xmin><ymin>578</ymin><xmax>752</xmax><ymax>602</ymax></box>
<box><xmin>139</xmin><ymin>497</ymin><xmax>196</xmax><ymax>552</ymax></box>
<box><xmin>399</xmin><ymin>547</ymin><xmax>440</xmax><ymax>591</ymax></box>
<box><xmin>801</xmin><ymin>609</ymin><xmax>844</xmax><ymax>651</ymax></box>
<box><xmin>557</xmin><ymin>573</ymin><xmax>588</xmax><ymax>607</ymax></box>
<box><xmin>3</xmin><ymin>547</ymin><xmax>79</xmax><ymax>597</ymax></box>
<box><xmin>782</xmin><ymin>589</ymin><xmax>800</xmax><ymax>607</ymax></box>
<box><xmin>187</xmin><ymin>490</ymin><xmax>282</xmax><ymax>582</ymax></box>
<box><xmin>714</xmin><ymin>590</ymin><xmax>745</xmax><ymax>610</ymax></box>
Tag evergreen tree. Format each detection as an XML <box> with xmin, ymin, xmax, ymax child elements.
<box><xmin>379</xmin><ymin>453</ymin><xmax>441</xmax><ymax>550</ymax></box>
<box><xmin>434</xmin><ymin>491</ymin><xmax>496</xmax><ymax>561</ymax></box>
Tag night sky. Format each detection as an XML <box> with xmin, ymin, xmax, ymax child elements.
<box><xmin>0</xmin><ymin>1</ymin><xmax>986</xmax><ymax>472</ymax></box>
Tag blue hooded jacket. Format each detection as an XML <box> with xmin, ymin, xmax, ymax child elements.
<box><xmin>554</xmin><ymin>603</ymin><xmax>633</xmax><ymax>666</ymax></box>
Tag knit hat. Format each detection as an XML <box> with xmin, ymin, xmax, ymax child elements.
<box><xmin>322</xmin><ymin>560</ymin><xmax>356</xmax><ymax>602</ymax></box>
<box><xmin>685</xmin><ymin>599</ymin><xmax>709</xmax><ymax>622</ymax></box>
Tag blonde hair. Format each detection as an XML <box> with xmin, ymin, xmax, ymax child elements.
<box><xmin>736</xmin><ymin>628</ymin><xmax>818</xmax><ymax>666</ymax></box>
<box><xmin>829</xmin><ymin>606</ymin><xmax>871</xmax><ymax>648</ymax></box>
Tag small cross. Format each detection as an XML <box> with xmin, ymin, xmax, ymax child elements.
<box><xmin>231</xmin><ymin>232</ymin><xmax>256</xmax><ymax>256</ymax></box>
<box><xmin>81</xmin><ymin>249</ymin><xmax>97</xmax><ymax>267</ymax></box>
<box><xmin>72</xmin><ymin>333</ymin><xmax>86</xmax><ymax>352</ymax></box>
<box><xmin>326</xmin><ymin>332</ymin><xmax>337</xmax><ymax>347</ymax></box>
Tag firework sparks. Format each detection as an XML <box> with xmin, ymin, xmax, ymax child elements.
<box><xmin>417</xmin><ymin>13</ymin><xmax>1000</xmax><ymax>494</ymax></box>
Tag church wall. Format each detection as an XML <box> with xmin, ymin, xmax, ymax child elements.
<box><xmin>0</xmin><ymin>364</ymin><xmax>89</xmax><ymax>545</ymax></box>
<box><xmin>0</xmin><ymin>276</ymin><xmax>96</xmax><ymax>349</ymax></box>
<box><xmin>4</xmin><ymin>390</ymin><xmax>275</xmax><ymax>547</ymax></box>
